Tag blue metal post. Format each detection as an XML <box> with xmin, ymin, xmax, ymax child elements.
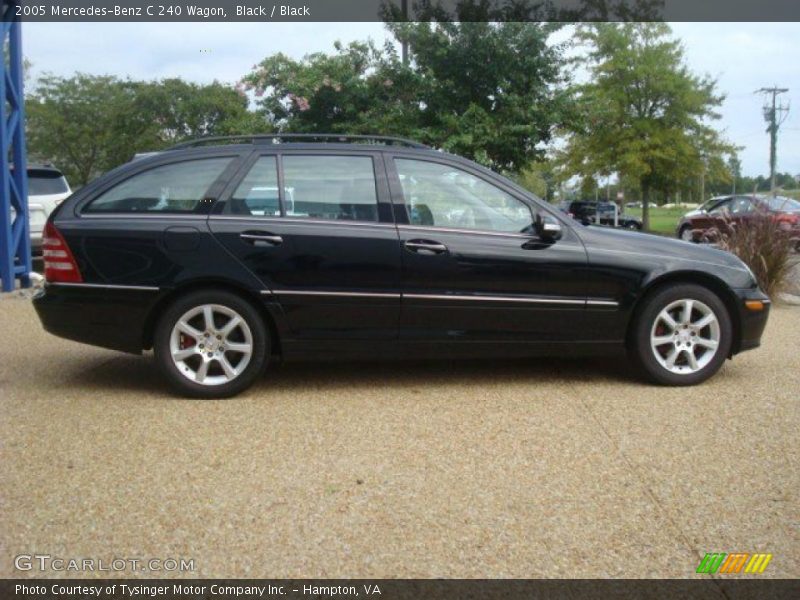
<box><xmin>0</xmin><ymin>1</ymin><xmax>30</xmax><ymax>292</ymax></box>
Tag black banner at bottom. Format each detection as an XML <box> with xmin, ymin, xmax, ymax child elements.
<box><xmin>1</xmin><ymin>579</ymin><xmax>798</xmax><ymax>600</ymax></box>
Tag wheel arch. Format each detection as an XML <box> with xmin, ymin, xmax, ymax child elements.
<box><xmin>142</xmin><ymin>278</ymin><xmax>283</xmax><ymax>358</ymax></box>
<box><xmin>626</xmin><ymin>270</ymin><xmax>742</xmax><ymax>357</ymax></box>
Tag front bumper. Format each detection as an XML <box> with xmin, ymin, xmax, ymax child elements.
<box><xmin>33</xmin><ymin>283</ymin><xmax>161</xmax><ymax>354</ymax></box>
<box><xmin>732</xmin><ymin>288</ymin><xmax>771</xmax><ymax>354</ymax></box>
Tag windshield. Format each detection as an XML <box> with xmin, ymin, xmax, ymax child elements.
<box><xmin>28</xmin><ymin>170</ymin><xmax>69</xmax><ymax>196</ymax></box>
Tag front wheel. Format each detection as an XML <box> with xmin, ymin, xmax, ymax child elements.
<box><xmin>630</xmin><ymin>284</ymin><xmax>732</xmax><ymax>386</ymax></box>
<box><xmin>678</xmin><ymin>225</ymin><xmax>694</xmax><ymax>242</ymax></box>
<box><xmin>154</xmin><ymin>290</ymin><xmax>269</xmax><ymax>398</ymax></box>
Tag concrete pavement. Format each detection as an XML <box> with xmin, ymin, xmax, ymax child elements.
<box><xmin>1</xmin><ymin>296</ymin><xmax>797</xmax><ymax>578</ymax></box>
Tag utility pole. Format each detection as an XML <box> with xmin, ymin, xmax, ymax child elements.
<box><xmin>728</xmin><ymin>156</ymin><xmax>741</xmax><ymax>195</ymax></box>
<box><xmin>756</xmin><ymin>86</ymin><xmax>790</xmax><ymax>195</ymax></box>
<box><xmin>699</xmin><ymin>153</ymin><xmax>707</xmax><ymax>203</ymax></box>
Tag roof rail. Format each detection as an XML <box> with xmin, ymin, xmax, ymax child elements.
<box><xmin>167</xmin><ymin>133</ymin><xmax>428</xmax><ymax>151</ymax></box>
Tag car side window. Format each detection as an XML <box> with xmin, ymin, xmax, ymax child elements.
<box><xmin>730</xmin><ymin>197</ymin><xmax>753</xmax><ymax>214</ymax></box>
<box><xmin>394</xmin><ymin>159</ymin><xmax>532</xmax><ymax>233</ymax></box>
<box><xmin>84</xmin><ymin>158</ymin><xmax>233</xmax><ymax>214</ymax></box>
<box><xmin>281</xmin><ymin>155</ymin><xmax>379</xmax><ymax>222</ymax></box>
<box><xmin>708</xmin><ymin>199</ymin><xmax>731</xmax><ymax>216</ymax></box>
<box><xmin>225</xmin><ymin>156</ymin><xmax>280</xmax><ymax>216</ymax></box>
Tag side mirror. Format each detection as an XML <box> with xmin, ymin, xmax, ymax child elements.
<box><xmin>535</xmin><ymin>213</ymin><xmax>563</xmax><ymax>241</ymax></box>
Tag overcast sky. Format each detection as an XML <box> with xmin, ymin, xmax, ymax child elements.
<box><xmin>22</xmin><ymin>22</ymin><xmax>800</xmax><ymax>177</ymax></box>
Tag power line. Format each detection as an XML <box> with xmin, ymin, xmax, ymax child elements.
<box><xmin>755</xmin><ymin>86</ymin><xmax>790</xmax><ymax>194</ymax></box>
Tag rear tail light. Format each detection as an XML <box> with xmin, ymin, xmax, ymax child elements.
<box><xmin>43</xmin><ymin>221</ymin><xmax>82</xmax><ymax>283</ymax></box>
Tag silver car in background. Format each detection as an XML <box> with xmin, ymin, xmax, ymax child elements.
<box><xmin>13</xmin><ymin>165</ymin><xmax>72</xmax><ymax>253</ymax></box>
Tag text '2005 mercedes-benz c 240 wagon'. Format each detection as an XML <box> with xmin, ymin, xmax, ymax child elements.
<box><xmin>33</xmin><ymin>135</ymin><xmax>770</xmax><ymax>398</ymax></box>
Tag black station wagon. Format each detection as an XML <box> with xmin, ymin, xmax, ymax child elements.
<box><xmin>34</xmin><ymin>135</ymin><xmax>770</xmax><ymax>398</ymax></box>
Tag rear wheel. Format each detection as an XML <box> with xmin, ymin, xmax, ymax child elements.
<box><xmin>630</xmin><ymin>284</ymin><xmax>732</xmax><ymax>386</ymax></box>
<box><xmin>154</xmin><ymin>290</ymin><xmax>268</xmax><ymax>398</ymax></box>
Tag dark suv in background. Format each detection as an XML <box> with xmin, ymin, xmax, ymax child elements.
<box><xmin>34</xmin><ymin>135</ymin><xmax>769</xmax><ymax>398</ymax></box>
<box><xmin>559</xmin><ymin>200</ymin><xmax>643</xmax><ymax>230</ymax></box>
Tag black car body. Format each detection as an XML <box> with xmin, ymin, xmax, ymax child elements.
<box><xmin>560</xmin><ymin>200</ymin><xmax>643</xmax><ymax>230</ymax></box>
<box><xmin>34</xmin><ymin>135</ymin><xmax>770</xmax><ymax>397</ymax></box>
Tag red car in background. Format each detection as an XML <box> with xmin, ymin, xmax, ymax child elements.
<box><xmin>676</xmin><ymin>194</ymin><xmax>800</xmax><ymax>250</ymax></box>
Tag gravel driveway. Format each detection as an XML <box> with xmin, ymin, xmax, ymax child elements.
<box><xmin>1</xmin><ymin>297</ymin><xmax>797</xmax><ymax>578</ymax></box>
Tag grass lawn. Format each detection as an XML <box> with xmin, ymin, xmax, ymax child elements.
<box><xmin>625</xmin><ymin>206</ymin><xmax>689</xmax><ymax>236</ymax></box>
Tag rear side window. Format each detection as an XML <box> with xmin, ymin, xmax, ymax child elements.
<box><xmin>225</xmin><ymin>156</ymin><xmax>280</xmax><ymax>216</ymax></box>
<box><xmin>84</xmin><ymin>158</ymin><xmax>232</xmax><ymax>214</ymax></box>
<box><xmin>282</xmin><ymin>155</ymin><xmax>378</xmax><ymax>222</ymax></box>
<box><xmin>27</xmin><ymin>170</ymin><xmax>69</xmax><ymax>195</ymax></box>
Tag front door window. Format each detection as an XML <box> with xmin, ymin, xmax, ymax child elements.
<box><xmin>394</xmin><ymin>159</ymin><xmax>532</xmax><ymax>233</ymax></box>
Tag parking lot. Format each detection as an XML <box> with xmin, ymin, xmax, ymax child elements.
<box><xmin>0</xmin><ymin>295</ymin><xmax>797</xmax><ymax>579</ymax></box>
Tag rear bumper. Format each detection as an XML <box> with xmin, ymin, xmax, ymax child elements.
<box><xmin>33</xmin><ymin>283</ymin><xmax>161</xmax><ymax>354</ymax></box>
<box><xmin>732</xmin><ymin>288</ymin><xmax>771</xmax><ymax>354</ymax></box>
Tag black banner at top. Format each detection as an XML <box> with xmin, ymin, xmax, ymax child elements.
<box><xmin>5</xmin><ymin>0</ymin><xmax>800</xmax><ymax>22</ymax></box>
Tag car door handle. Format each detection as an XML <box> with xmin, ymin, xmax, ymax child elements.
<box><xmin>404</xmin><ymin>239</ymin><xmax>448</xmax><ymax>254</ymax></box>
<box><xmin>240</xmin><ymin>232</ymin><xmax>283</xmax><ymax>245</ymax></box>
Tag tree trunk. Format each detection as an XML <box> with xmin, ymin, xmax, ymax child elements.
<box><xmin>641</xmin><ymin>181</ymin><xmax>651</xmax><ymax>231</ymax></box>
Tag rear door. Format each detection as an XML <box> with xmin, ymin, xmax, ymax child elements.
<box><xmin>208</xmin><ymin>150</ymin><xmax>401</xmax><ymax>342</ymax></box>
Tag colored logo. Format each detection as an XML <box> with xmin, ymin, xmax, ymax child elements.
<box><xmin>696</xmin><ymin>553</ymin><xmax>772</xmax><ymax>574</ymax></box>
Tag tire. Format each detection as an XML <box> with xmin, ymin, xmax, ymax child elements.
<box><xmin>154</xmin><ymin>289</ymin><xmax>269</xmax><ymax>398</ymax></box>
<box><xmin>678</xmin><ymin>225</ymin><xmax>694</xmax><ymax>242</ymax></box>
<box><xmin>629</xmin><ymin>284</ymin><xmax>732</xmax><ymax>386</ymax></box>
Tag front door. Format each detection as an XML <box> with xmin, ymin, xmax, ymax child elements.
<box><xmin>388</xmin><ymin>157</ymin><xmax>589</xmax><ymax>345</ymax></box>
<box><xmin>209</xmin><ymin>152</ymin><xmax>401</xmax><ymax>341</ymax></box>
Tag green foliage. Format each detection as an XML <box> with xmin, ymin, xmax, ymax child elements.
<box><xmin>133</xmin><ymin>78</ymin><xmax>264</xmax><ymax>144</ymax></box>
<box><xmin>26</xmin><ymin>74</ymin><xmax>257</xmax><ymax>186</ymax></box>
<box><xmin>242</xmin><ymin>18</ymin><xmax>572</xmax><ymax>172</ymax></box>
<box><xmin>513</xmin><ymin>160</ymin><xmax>557</xmax><ymax>201</ymax></box>
<box><xmin>390</xmin><ymin>20</ymin><xmax>571</xmax><ymax>171</ymax></box>
<box><xmin>27</xmin><ymin>74</ymin><xmax>141</xmax><ymax>186</ymax></box>
<box><xmin>241</xmin><ymin>41</ymin><xmax>418</xmax><ymax>136</ymax></box>
<box><xmin>558</xmin><ymin>23</ymin><xmax>734</xmax><ymax>230</ymax></box>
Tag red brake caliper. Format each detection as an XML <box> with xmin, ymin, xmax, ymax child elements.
<box><xmin>179</xmin><ymin>333</ymin><xmax>195</xmax><ymax>351</ymax></box>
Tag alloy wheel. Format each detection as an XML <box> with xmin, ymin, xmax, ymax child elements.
<box><xmin>169</xmin><ymin>304</ymin><xmax>253</xmax><ymax>386</ymax></box>
<box><xmin>649</xmin><ymin>298</ymin><xmax>721</xmax><ymax>375</ymax></box>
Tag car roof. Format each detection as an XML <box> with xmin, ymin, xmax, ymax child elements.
<box><xmin>11</xmin><ymin>164</ymin><xmax>65</xmax><ymax>176</ymax></box>
<box><xmin>126</xmin><ymin>138</ymin><xmax>476</xmax><ymax>174</ymax></box>
<box><xmin>160</xmin><ymin>141</ymin><xmax>443</xmax><ymax>156</ymax></box>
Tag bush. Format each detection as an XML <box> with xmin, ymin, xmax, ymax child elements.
<box><xmin>701</xmin><ymin>216</ymin><xmax>794</xmax><ymax>297</ymax></box>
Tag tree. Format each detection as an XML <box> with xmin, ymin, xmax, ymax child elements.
<box><xmin>242</xmin><ymin>12</ymin><xmax>572</xmax><ymax>173</ymax></box>
<box><xmin>514</xmin><ymin>159</ymin><xmax>558</xmax><ymax>202</ymax></box>
<box><xmin>558</xmin><ymin>23</ymin><xmax>734</xmax><ymax>229</ymax></box>
<box><xmin>387</xmin><ymin>19</ymin><xmax>572</xmax><ymax>171</ymax></box>
<box><xmin>241</xmin><ymin>40</ymin><xmax>419</xmax><ymax>136</ymax></box>
<box><xmin>133</xmin><ymin>78</ymin><xmax>263</xmax><ymax>145</ymax></box>
<box><xmin>26</xmin><ymin>74</ymin><xmax>145</xmax><ymax>186</ymax></box>
<box><xmin>26</xmin><ymin>74</ymin><xmax>257</xmax><ymax>186</ymax></box>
